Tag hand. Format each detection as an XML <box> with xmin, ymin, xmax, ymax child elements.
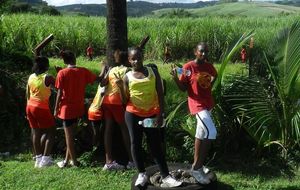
<box><xmin>114</xmin><ymin>72</ymin><xmax>124</xmax><ymax>89</ymax></box>
<box><xmin>170</xmin><ymin>64</ymin><xmax>178</xmax><ymax>79</ymax></box>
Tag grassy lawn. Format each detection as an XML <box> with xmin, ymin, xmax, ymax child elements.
<box><xmin>0</xmin><ymin>154</ymin><xmax>299</xmax><ymax>190</ymax></box>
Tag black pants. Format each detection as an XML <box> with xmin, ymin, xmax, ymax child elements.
<box><xmin>125</xmin><ymin>111</ymin><xmax>169</xmax><ymax>177</ymax></box>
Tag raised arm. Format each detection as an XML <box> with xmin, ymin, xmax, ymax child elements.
<box><xmin>170</xmin><ymin>64</ymin><xmax>187</xmax><ymax>92</ymax></box>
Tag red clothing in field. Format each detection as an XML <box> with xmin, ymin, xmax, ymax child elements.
<box><xmin>179</xmin><ymin>60</ymin><xmax>217</xmax><ymax>115</ymax></box>
<box><xmin>55</xmin><ymin>67</ymin><xmax>97</xmax><ymax>119</ymax></box>
<box><xmin>86</xmin><ymin>46</ymin><xmax>93</xmax><ymax>56</ymax></box>
<box><xmin>240</xmin><ymin>48</ymin><xmax>247</xmax><ymax>63</ymax></box>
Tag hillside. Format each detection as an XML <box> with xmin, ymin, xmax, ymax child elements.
<box><xmin>55</xmin><ymin>1</ymin><xmax>215</xmax><ymax>17</ymax></box>
<box><xmin>153</xmin><ymin>2</ymin><xmax>300</xmax><ymax>17</ymax></box>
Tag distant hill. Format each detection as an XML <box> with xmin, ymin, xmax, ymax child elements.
<box><xmin>56</xmin><ymin>4</ymin><xmax>106</xmax><ymax>16</ymax></box>
<box><xmin>153</xmin><ymin>2</ymin><xmax>300</xmax><ymax>17</ymax></box>
<box><xmin>55</xmin><ymin>1</ymin><xmax>216</xmax><ymax>17</ymax></box>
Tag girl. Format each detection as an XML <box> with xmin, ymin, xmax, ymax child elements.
<box><xmin>26</xmin><ymin>56</ymin><xmax>55</xmax><ymax>168</ymax></box>
<box><xmin>54</xmin><ymin>50</ymin><xmax>99</xmax><ymax>167</ymax></box>
<box><xmin>119</xmin><ymin>47</ymin><xmax>182</xmax><ymax>188</ymax></box>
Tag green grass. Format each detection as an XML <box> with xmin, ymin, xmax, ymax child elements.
<box><xmin>0</xmin><ymin>154</ymin><xmax>299</xmax><ymax>190</ymax></box>
<box><xmin>154</xmin><ymin>2</ymin><xmax>300</xmax><ymax>17</ymax></box>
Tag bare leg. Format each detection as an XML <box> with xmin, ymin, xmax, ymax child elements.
<box><xmin>104</xmin><ymin>119</ymin><xmax>114</xmax><ymax>163</ymax></box>
<box><xmin>119</xmin><ymin>122</ymin><xmax>133</xmax><ymax>161</ymax></box>
<box><xmin>43</xmin><ymin>127</ymin><xmax>55</xmax><ymax>156</ymax></box>
<box><xmin>32</xmin><ymin>128</ymin><xmax>42</xmax><ymax>156</ymax></box>
<box><xmin>64</xmin><ymin>124</ymin><xmax>78</xmax><ymax>165</ymax></box>
<box><xmin>192</xmin><ymin>138</ymin><xmax>212</xmax><ymax>170</ymax></box>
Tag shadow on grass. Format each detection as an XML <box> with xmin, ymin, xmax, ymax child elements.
<box><xmin>217</xmin><ymin>181</ymin><xmax>235</xmax><ymax>190</ymax></box>
<box><xmin>210</xmin><ymin>152</ymin><xmax>296</xmax><ymax>181</ymax></box>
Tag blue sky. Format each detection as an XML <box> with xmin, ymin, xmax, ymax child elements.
<box><xmin>45</xmin><ymin>0</ymin><xmax>202</xmax><ymax>6</ymax></box>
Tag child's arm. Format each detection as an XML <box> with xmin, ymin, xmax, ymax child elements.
<box><xmin>54</xmin><ymin>89</ymin><xmax>62</xmax><ymax>118</ymax></box>
<box><xmin>170</xmin><ymin>64</ymin><xmax>187</xmax><ymax>92</ymax></box>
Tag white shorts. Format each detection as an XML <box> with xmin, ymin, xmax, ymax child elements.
<box><xmin>195</xmin><ymin>110</ymin><xmax>217</xmax><ymax>140</ymax></box>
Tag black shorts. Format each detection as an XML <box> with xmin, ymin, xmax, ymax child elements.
<box><xmin>62</xmin><ymin>118</ymin><xmax>78</xmax><ymax>128</ymax></box>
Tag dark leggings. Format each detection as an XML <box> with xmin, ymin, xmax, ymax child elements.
<box><xmin>125</xmin><ymin>111</ymin><xmax>169</xmax><ymax>177</ymax></box>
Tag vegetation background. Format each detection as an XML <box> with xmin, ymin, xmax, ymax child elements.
<box><xmin>1</xmin><ymin>0</ymin><xmax>300</xmax><ymax>189</ymax></box>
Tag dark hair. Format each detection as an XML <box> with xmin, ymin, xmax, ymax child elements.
<box><xmin>60</xmin><ymin>50</ymin><xmax>76</xmax><ymax>65</ymax></box>
<box><xmin>128</xmin><ymin>47</ymin><xmax>143</xmax><ymax>57</ymax></box>
<box><xmin>32</xmin><ymin>56</ymin><xmax>49</xmax><ymax>75</ymax></box>
<box><xmin>196</xmin><ymin>42</ymin><xmax>209</xmax><ymax>51</ymax></box>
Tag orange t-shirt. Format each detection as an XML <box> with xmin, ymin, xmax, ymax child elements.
<box><xmin>55</xmin><ymin>67</ymin><xmax>97</xmax><ymax>119</ymax></box>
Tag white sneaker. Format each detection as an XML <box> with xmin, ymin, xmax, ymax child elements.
<box><xmin>161</xmin><ymin>175</ymin><xmax>182</xmax><ymax>188</ymax></box>
<box><xmin>57</xmin><ymin>160</ymin><xmax>68</xmax><ymax>168</ymax></box>
<box><xmin>135</xmin><ymin>172</ymin><xmax>148</xmax><ymax>187</ymax></box>
<box><xmin>203</xmin><ymin>165</ymin><xmax>210</xmax><ymax>174</ymax></box>
<box><xmin>126</xmin><ymin>161</ymin><xmax>135</xmax><ymax>169</ymax></box>
<box><xmin>191</xmin><ymin>167</ymin><xmax>210</xmax><ymax>184</ymax></box>
<box><xmin>102</xmin><ymin>161</ymin><xmax>125</xmax><ymax>171</ymax></box>
<box><xmin>39</xmin><ymin>156</ymin><xmax>53</xmax><ymax>168</ymax></box>
<box><xmin>34</xmin><ymin>155</ymin><xmax>42</xmax><ymax>168</ymax></box>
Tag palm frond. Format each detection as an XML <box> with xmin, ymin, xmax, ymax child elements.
<box><xmin>224</xmin><ymin>76</ymin><xmax>280</xmax><ymax>145</ymax></box>
<box><xmin>291</xmin><ymin>109</ymin><xmax>300</xmax><ymax>144</ymax></box>
<box><xmin>273</xmin><ymin>21</ymin><xmax>300</xmax><ymax>100</ymax></box>
<box><xmin>213</xmin><ymin>30</ymin><xmax>255</xmax><ymax>98</ymax></box>
<box><xmin>166</xmin><ymin>99</ymin><xmax>187</xmax><ymax>126</ymax></box>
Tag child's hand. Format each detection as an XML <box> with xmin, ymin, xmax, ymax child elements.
<box><xmin>170</xmin><ymin>64</ymin><xmax>178</xmax><ymax>79</ymax></box>
<box><xmin>114</xmin><ymin>72</ymin><xmax>123</xmax><ymax>89</ymax></box>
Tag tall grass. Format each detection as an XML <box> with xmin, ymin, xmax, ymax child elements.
<box><xmin>1</xmin><ymin>14</ymin><xmax>299</xmax><ymax>61</ymax></box>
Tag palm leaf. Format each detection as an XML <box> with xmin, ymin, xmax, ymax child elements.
<box><xmin>213</xmin><ymin>30</ymin><xmax>254</xmax><ymax>100</ymax></box>
<box><xmin>225</xmin><ymin>21</ymin><xmax>300</xmax><ymax>150</ymax></box>
<box><xmin>224</xmin><ymin>76</ymin><xmax>279</xmax><ymax>145</ymax></box>
<box><xmin>273</xmin><ymin>22</ymin><xmax>300</xmax><ymax>100</ymax></box>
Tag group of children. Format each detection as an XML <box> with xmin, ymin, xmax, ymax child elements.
<box><xmin>26</xmin><ymin>42</ymin><xmax>218</xmax><ymax>188</ymax></box>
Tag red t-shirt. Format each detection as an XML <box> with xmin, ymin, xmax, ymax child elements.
<box><xmin>179</xmin><ymin>60</ymin><xmax>217</xmax><ymax>115</ymax></box>
<box><xmin>55</xmin><ymin>67</ymin><xmax>97</xmax><ymax>119</ymax></box>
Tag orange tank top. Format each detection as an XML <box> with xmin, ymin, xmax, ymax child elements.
<box><xmin>102</xmin><ymin>65</ymin><xmax>128</xmax><ymax>105</ymax></box>
<box><xmin>27</xmin><ymin>73</ymin><xmax>51</xmax><ymax>109</ymax></box>
<box><xmin>126</xmin><ymin>67</ymin><xmax>160</xmax><ymax>117</ymax></box>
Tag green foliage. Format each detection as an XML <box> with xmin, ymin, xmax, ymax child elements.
<box><xmin>1</xmin><ymin>14</ymin><xmax>299</xmax><ymax>62</ymax></box>
<box><xmin>224</xmin><ymin>22</ymin><xmax>300</xmax><ymax>155</ymax></box>
<box><xmin>159</xmin><ymin>8</ymin><xmax>192</xmax><ymax>18</ymax></box>
<box><xmin>155</xmin><ymin>2</ymin><xmax>300</xmax><ymax>18</ymax></box>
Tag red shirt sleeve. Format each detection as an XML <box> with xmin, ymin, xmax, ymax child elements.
<box><xmin>55</xmin><ymin>71</ymin><xmax>64</xmax><ymax>89</ymax></box>
<box><xmin>84</xmin><ymin>68</ymin><xmax>97</xmax><ymax>84</ymax></box>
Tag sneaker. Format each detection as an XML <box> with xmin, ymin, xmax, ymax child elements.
<box><xmin>34</xmin><ymin>155</ymin><xmax>42</xmax><ymax>168</ymax></box>
<box><xmin>161</xmin><ymin>175</ymin><xmax>182</xmax><ymax>188</ymax></box>
<box><xmin>57</xmin><ymin>160</ymin><xmax>68</xmax><ymax>168</ymax></box>
<box><xmin>203</xmin><ymin>165</ymin><xmax>210</xmax><ymax>174</ymax></box>
<box><xmin>135</xmin><ymin>172</ymin><xmax>148</xmax><ymax>187</ymax></box>
<box><xmin>126</xmin><ymin>161</ymin><xmax>135</xmax><ymax>169</ymax></box>
<box><xmin>191</xmin><ymin>167</ymin><xmax>210</xmax><ymax>184</ymax></box>
<box><xmin>38</xmin><ymin>156</ymin><xmax>54</xmax><ymax>168</ymax></box>
<box><xmin>102</xmin><ymin>161</ymin><xmax>125</xmax><ymax>171</ymax></box>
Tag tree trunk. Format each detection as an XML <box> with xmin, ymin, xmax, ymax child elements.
<box><xmin>106</xmin><ymin>0</ymin><xmax>128</xmax><ymax>67</ymax></box>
